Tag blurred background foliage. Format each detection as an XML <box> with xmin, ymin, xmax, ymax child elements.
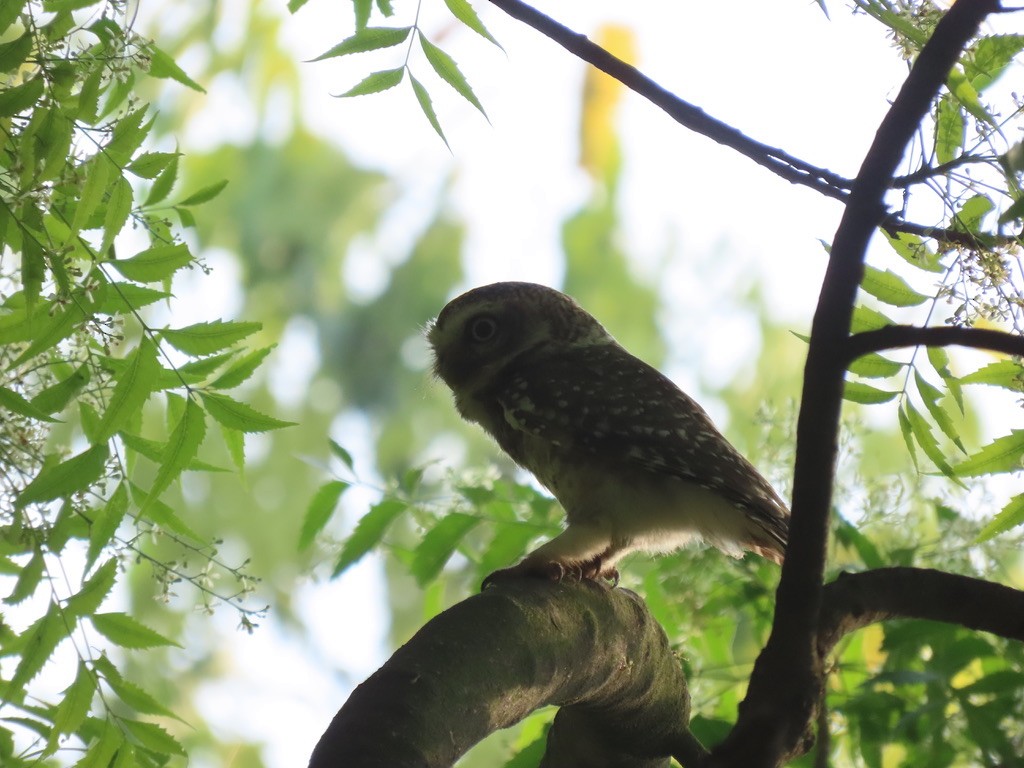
<box><xmin>3</xmin><ymin>0</ymin><xmax>1024</xmax><ymax>765</ymax></box>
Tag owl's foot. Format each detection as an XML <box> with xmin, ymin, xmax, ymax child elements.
<box><xmin>481</xmin><ymin>560</ymin><xmax>566</xmax><ymax>590</ymax></box>
<box><xmin>481</xmin><ymin>557</ymin><xmax>619</xmax><ymax>590</ymax></box>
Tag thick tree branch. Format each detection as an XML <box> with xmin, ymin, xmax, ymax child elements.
<box><xmin>308</xmin><ymin>581</ymin><xmax>701</xmax><ymax>768</ymax></box>
<box><xmin>818</xmin><ymin>568</ymin><xmax>1024</xmax><ymax>657</ymax></box>
<box><xmin>716</xmin><ymin>4</ymin><xmax>1000</xmax><ymax>766</ymax></box>
<box><xmin>487</xmin><ymin>0</ymin><xmax>852</xmax><ymax>201</ymax></box>
<box><xmin>846</xmin><ymin>324</ymin><xmax>1024</xmax><ymax>363</ymax></box>
<box><xmin>311</xmin><ymin>568</ymin><xmax>1024</xmax><ymax>767</ymax></box>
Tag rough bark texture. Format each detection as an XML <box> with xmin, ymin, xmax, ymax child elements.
<box><xmin>308</xmin><ymin>581</ymin><xmax>696</xmax><ymax>767</ymax></box>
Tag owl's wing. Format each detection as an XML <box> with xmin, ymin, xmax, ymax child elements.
<box><xmin>496</xmin><ymin>344</ymin><xmax>789</xmax><ymax>545</ymax></box>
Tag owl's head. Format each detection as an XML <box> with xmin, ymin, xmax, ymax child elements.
<box><xmin>427</xmin><ymin>282</ymin><xmax>613</xmax><ymax>395</ymax></box>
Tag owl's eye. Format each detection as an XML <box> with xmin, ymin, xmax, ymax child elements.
<box><xmin>467</xmin><ymin>315</ymin><xmax>499</xmax><ymax>343</ymax></box>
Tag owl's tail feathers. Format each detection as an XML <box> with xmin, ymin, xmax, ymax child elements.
<box><xmin>747</xmin><ymin>504</ymin><xmax>789</xmax><ymax>565</ymax></box>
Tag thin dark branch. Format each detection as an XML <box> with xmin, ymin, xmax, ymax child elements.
<box><xmin>891</xmin><ymin>153</ymin><xmax>996</xmax><ymax>187</ymax></box>
<box><xmin>817</xmin><ymin>568</ymin><xmax>1024</xmax><ymax>657</ymax></box>
<box><xmin>716</xmin><ymin>4</ymin><xmax>1000</xmax><ymax>766</ymax></box>
<box><xmin>846</xmin><ymin>324</ymin><xmax>1024</xmax><ymax>363</ymax></box>
<box><xmin>881</xmin><ymin>216</ymin><xmax>1022</xmax><ymax>249</ymax></box>
<box><xmin>487</xmin><ymin>0</ymin><xmax>852</xmax><ymax>201</ymax></box>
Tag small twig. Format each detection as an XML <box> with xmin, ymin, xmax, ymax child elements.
<box><xmin>881</xmin><ymin>216</ymin><xmax>1022</xmax><ymax>249</ymax></box>
<box><xmin>845</xmin><ymin>324</ymin><xmax>1024</xmax><ymax>363</ymax></box>
<box><xmin>891</xmin><ymin>154</ymin><xmax>996</xmax><ymax>187</ymax></box>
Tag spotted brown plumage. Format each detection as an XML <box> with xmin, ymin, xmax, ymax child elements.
<box><xmin>427</xmin><ymin>281</ymin><xmax>789</xmax><ymax>585</ymax></box>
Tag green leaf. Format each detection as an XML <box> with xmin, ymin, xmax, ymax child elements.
<box><xmin>834</xmin><ymin>517</ymin><xmax>884</xmax><ymax>569</ymax></box>
<box><xmin>91</xmin><ymin>612</ymin><xmax>180</xmax><ymax>649</ymax></box>
<box><xmin>329</xmin><ymin>440</ymin><xmax>355</xmax><ymax>472</ymax></box>
<box><xmin>411</xmin><ymin>512</ymin><xmax>480</xmax><ymax>585</ymax></box>
<box><xmin>947</xmin><ymin>67</ymin><xmax>995</xmax><ymax>126</ymax></box>
<box><xmin>95</xmin><ymin>282</ymin><xmax>170</xmax><ymax>316</ymax></box>
<box><xmin>101</xmin><ymin>176</ymin><xmax>134</xmax><ymax>254</ymax></box>
<box><xmin>860</xmin><ymin>266</ymin><xmax>928</xmax><ymax>307</ymax></box>
<box><xmin>934</xmin><ymin>94</ymin><xmax>964</xmax><ymax>166</ymax></box>
<box><xmin>354</xmin><ymin>0</ymin><xmax>371</xmax><ymax>27</ymax></box>
<box><xmin>200</xmin><ymin>391</ymin><xmax>295</xmax><ymax>433</ymax></box>
<box><xmin>109</xmin><ymin>243</ymin><xmax>192</xmax><ymax>283</ymax></box>
<box><xmin>914</xmin><ymin>370</ymin><xmax>965</xmax><ymax>453</ymax></box>
<box><xmin>93</xmin><ymin>656</ymin><xmax>178</xmax><ymax>719</ymax></box>
<box><xmin>43</xmin><ymin>0</ymin><xmax>97</xmax><ymax>11</ymax></box>
<box><xmin>336</xmin><ymin>67</ymin><xmax>405</xmax><ymax>98</ymax></box>
<box><xmin>442</xmin><ymin>0</ymin><xmax>502</xmax><ymax>48</ymax></box>
<box><xmin>966</xmin><ymin>35</ymin><xmax>1024</xmax><ymax>91</ymax></box>
<box><xmin>221</xmin><ymin>425</ymin><xmax>246</xmax><ymax>472</ymax></box>
<box><xmin>332</xmin><ymin>499</ymin><xmax>406</xmax><ymax>576</ymax></box>
<box><xmin>0</xmin><ymin>0</ymin><xmax>26</xmax><ymax>35</ymax></box>
<box><xmin>75</xmin><ymin>719</ymin><xmax>124</xmax><ymax>768</ymax></box>
<box><xmin>11</xmin><ymin>602</ymin><xmax>65</xmax><ymax>689</ymax></box>
<box><xmin>127</xmin><ymin>151</ymin><xmax>179</xmax><ymax>180</ymax></box>
<box><xmin>119</xmin><ymin>431</ymin><xmax>224</xmax><ymax>472</ymax></box>
<box><xmin>140</xmin><ymin>398</ymin><xmax>206</xmax><ymax>515</ymax></box>
<box><xmin>0</xmin><ymin>74</ymin><xmax>43</xmax><ymax>117</ymax></box>
<box><xmin>144</xmin><ymin>153</ymin><xmax>179</xmax><ymax>206</ymax></box>
<box><xmin>51</xmin><ymin>661</ymin><xmax>96</xmax><ymax>740</ymax></box>
<box><xmin>4</xmin><ymin>550</ymin><xmax>44</xmax><ymax>605</ymax></box>
<box><xmin>898</xmin><ymin>403</ymin><xmax>919</xmax><ymax>472</ymax></box>
<box><xmin>418</xmin><ymin>35</ymin><xmax>486</xmax><ymax>117</ymax></box>
<box><xmin>410</xmin><ymin>74</ymin><xmax>449</xmax><ymax>149</ymax></box>
<box><xmin>94</xmin><ymin>336</ymin><xmax>160</xmax><ymax>442</ymax></box>
<box><xmin>951</xmin><ymin>194</ymin><xmax>994</xmax><ymax>233</ymax></box>
<box><xmin>311</xmin><ymin>27</ymin><xmax>411</xmax><ymax>61</ymax></box>
<box><xmin>16</xmin><ymin>443</ymin><xmax>109</xmax><ymax>509</ymax></box>
<box><xmin>128</xmin><ymin>483</ymin><xmax>202</xmax><ymax>540</ymax></box>
<box><xmin>65</xmin><ymin>559</ymin><xmax>117</xmax><ymax>619</ymax></box>
<box><xmin>299</xmin><ymin>480</ymin><xmax>349</xmax><ymax>550</ymax></box>
<box><xmin>904</xmin><ymin>401</ymin><xmax>961</xmax><ymax>482</ymax></box>
<box><xmin>146</xmin><ymin>43</ymin><xmax>205</xmax><ymax>92</ymax></box>
<box><xmin>73</xmin><ymin>156</ymin><xmax>114</xmax><ymax>233</ymax></box>
<box><xmin>955</xmin><ymin>430</ymin><xmax>1024</xmax><ymax>477</ymax></box>
<box><xmin>162</xmin><ymin>320</ymin><xmax>261</xmax><ymax>356</ymax></box>
<box><xmin>177</xmin><ymin>179</ymin><xmax>228</xmax><ymax>206</ymax></box>
<box><xmin>104</xmin><ymin>108</ymin><xmax>151</xmax><ymax>167</ymax></box>
<box><xmin>0</xmin><ymin>385</ymin><xmax>60</xmax><ymax>422</ymax></box>
<box><xmin>847</xmin><ymin>353</ymin><xmax>903</xmax><ymax>379</ymax></box>
<box><xmin>121</xmin><ymin>719</ymin><xmax>186</xmax><ymax>756</ymax></box>
<box><xmin>0</xmin><ymin>32</ymin><xmax>33</xmax><ymax>74</ymax></box>
<box><xmin>209</xmin><ymin>345</ymin><xmax>274</xmax><ymax>389</ymax></box>
<box><xmin>87</xmin><ymin>482</ymin><xmax>128</xmax><ymax>572</ymax></box>
<box><xmin>927</xmin><ymin>346</ymin><xmax>964</xmax><ymax>413</ymax></box>
<box><xmin>880</xmin><ymin>230</ymin><xmax>942</xmax><ymax>274</ymax></box>
<box><xmin>31</xmin><ymin>364</ymin><xmax>90</xmax><ymax>415</ymax></box>
<box><xmin>960</xmin><ymin>360</ymin><xmax>1024</xmax><ymax>390</ymax></box>
<box><xmin>287</xmin><ymin>0</ymin><xmax>309</xmax><ymax>11</ymax></box>
<box><xmin>850</xmin><ymin>305</ymin><xmax>894</xmax><ymax>333</ymax></box>
<box><xmin>843</xmin><ymin>380</ymin><xmax>898</xmax><ymax>404</ymax></box>
<box><xmin>976</xmin><ymin>494</ymin><xmax>1024</xmax><ymax>543</ymax></box>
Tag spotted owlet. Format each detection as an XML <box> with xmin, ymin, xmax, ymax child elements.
<box><xmin>427</xmin><ymin>282</ymin><xmax>789</xmax><ymax>585</ymax></box>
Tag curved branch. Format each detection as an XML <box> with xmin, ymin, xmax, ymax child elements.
<box><xmin>818</xmin><ymin>568</ymin><xmax>1024</xmax><ymax>657</ymax></box>
<box><xmin>718</xmin><ymin>4</ymin><xmax>1001</xmax><ymax>766</ymax></box>
<box><xmin>846</xmin><ymin>324</ymin><xmax>1024</xmax><ymax>363</ymax></box>
<box><xmin>308</xmin><ymin>581</ymin><xmax>703</xmax><ymax>768</ymax></box>
<box><xmin>487</xmin><ymin>0</ymin><xmax>852</xmax><ymax>201</ymax></box>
